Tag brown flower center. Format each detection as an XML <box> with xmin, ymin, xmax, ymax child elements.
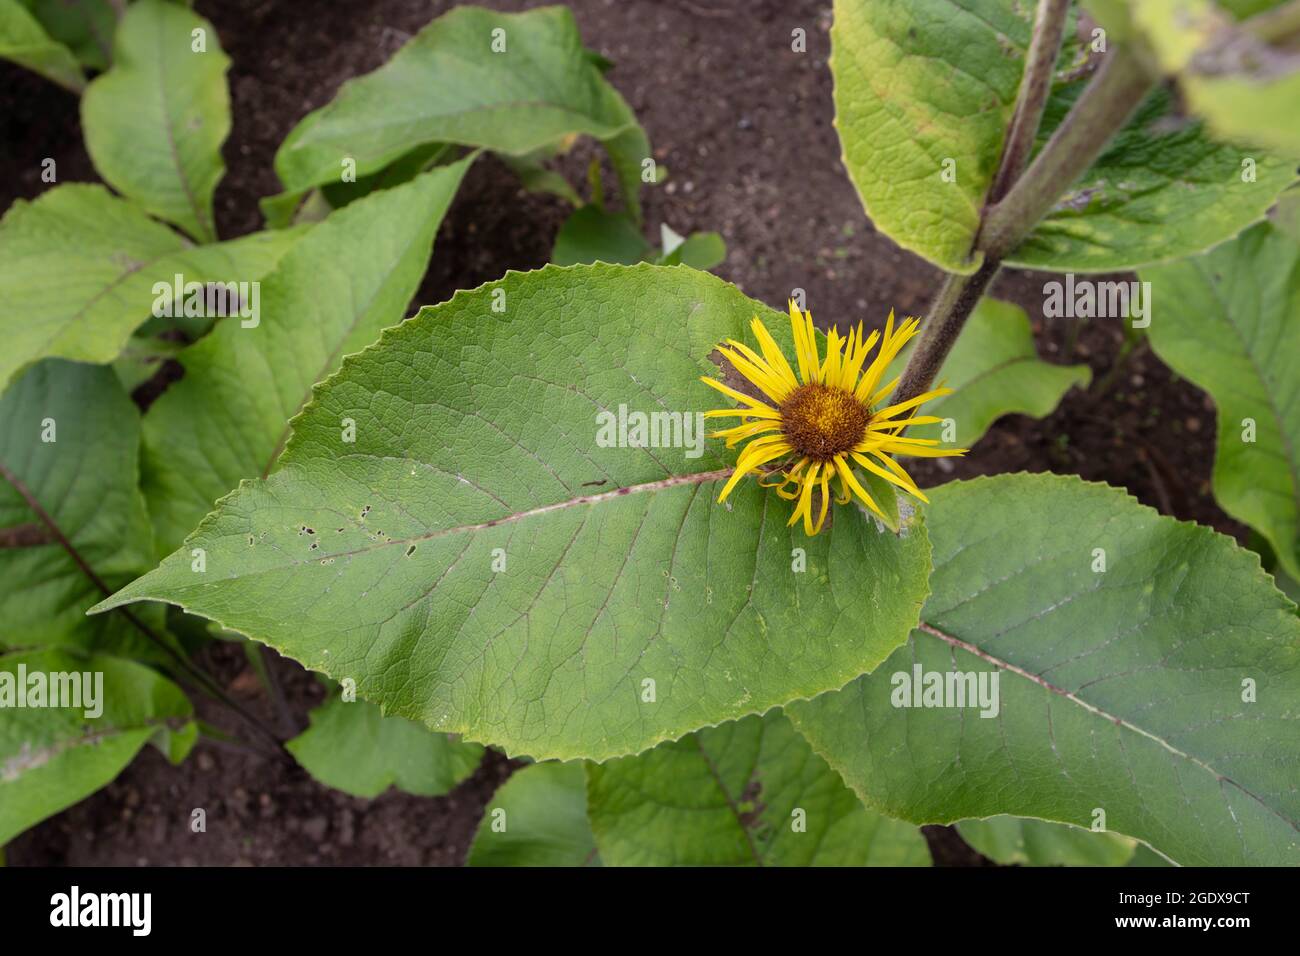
<box><xmin>779</xmin><ymin>383</ymin><xmax>870</xmax><ymax>462</ymax></box>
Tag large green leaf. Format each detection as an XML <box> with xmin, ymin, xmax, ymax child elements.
<box><xmin>830</xmin><ymin>0</ymin><xmax>1031</xmax><ymax>274</ymax></box>
<box><xmin>0</xmin><ymin>184</ymin><xmax>302</xmax><ymax>393</ymax></box>
<box><xmin>831</xmin><ymin>0</ymin><xmax>1294</xmax><ymax>273</ymax></box>
<box><xmin>0</xmin><ymin>0</ymin><xmax>83</xmax><ymax>92</ymax></box>
<box><xmin>789</xmin><ymin>473</ymin><xmax>1300</xmax><ymax>866</ymax></box>
<box><xmin>0</xmin><ymin>361</ymin><xmax>159</xmax><ymax>656</ymax></box>
<box><xmin>265</xmin><ymin>5</ymin><xmax>648</xmax><ymax>226</ymax></box>
<box><xmin>287</xmin><ymin>692</ymin><xmax>483</xmax><ymax>798</ymax></box>
<box><xmin>0</xmin><ymin>648</ymin><xmax>195</xmax><ymax>844</ymax></box>
<box><xmin>92</xmin><ymin>264</ymin><xmax>932</xmax><ymax>761</ymax></box>
<box><xmin>466</xmin><ymin>761</ymin><xmax>599</xmax><ymax>866</ymax></box>
<box><xmin>1144</xmin><ymin>224</ymin><xmax>1300</xmax><ymax>580</ymax></box>
<box><xmin>82</xmin><ymin>0</ymin><xmax>230</xmax><ymax>242</ymax></box>
<box><xmin>956</xmin><ymin>815</ymin><xmax>1139</xmax><ymax>866</ymax></box>
<box><xmin>141</xmin><ymin>160</ymin><xmax>472</xmax><ymax>556</ymax></box>
<box><xmin>586</xmin><ymin>710</ymin><xmax>930</xmax><ymax>866</ymax></box>
<box><xmin>887</xmin><ymin>297</ymin><xmax>1090</xmax><ymax>448</ymax></box>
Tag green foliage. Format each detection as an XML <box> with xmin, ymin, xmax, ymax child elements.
<box><xmin>552</xmin><ymin>205</ymin><xmax>726</xmax><ymax>270</ymax></box>
<box><xmin>0</xmin><ymin>648</ymin><xmax>196</xmax><ymax>845</ymax></box>
<box><xmin>92</xmin><ymin>264</ymin><xmax>932</xmax><ymax>762</ymax></box>
<box><xmin>789</xmin><ymin>473</ymin><xmax>1300</xmax><ymax>865</ymax></box>
<box><xmin>0</xmin><ymin>0</ymin><xmax>84</xmax><ymax>91</ymax></box>
<box><xmin>467</xmin><ymin>761</ymin><xmax>598</xmax><ymax>866</ymax></box>
<box><xmin>1106</xmin><ymin>0</ymin><xmax>1300</xmax><ymax>158</ymax></box>
<box><xmin>552</xmin><ymin>206</ymin><xmax>652</xmax><ymax>266</ymax></box>
<box><xmin>82</xmin><ymin>0</ymin><xmax>231</xmax><ymax>243</ymax></box>
<box><xmin>586</xmin><ymin>710</ymin><xmax>930</xmax><ymax>866</ymax></box>
<box><xmin>140</xmin><ymin>160</ymin><xmax>472</xmax><ymax>556</ymax></box>
<box><xmin>0</xmin><ymin>184</ymin><xmax>300</xmax><ymax>392</ymax></box>
<box><xmin>830</xmin><ymin>0</ymin><xmax>1295</xmax><ymax>273</ymax></box>
<box><xmin>287</xmin><ymin>692</ymin><xmax>483</xmax><ymax>799</ymax></box>
<box><xmin>22</xmin><ymin>0</ymin><xmax>116</xmax><ymax>71</ymax></box>
<box><xmin>830</xmin><ymin>0</ymin><xmax>1031</xmax><ymax>274</ymax></box>
<box><xmin>3</xmin><ymin>0</ymin><xmax>1298</xmax><ymax>866</ymax></box>
<box><xmin>887</xmin><ymin>297</ymin><xmax>1091</xmax><ymax>448</ymax></box>
<box><xmin>956</xmin><ymin>816</ymin><xmax>1139</xmax><ymax>867</ymax></box>
<box><xmin>1144</xmin><ymin>223</ymin><xmax>1300</xmax><ymax>580</ymax></box>
<box><xmin>1008</xmin><ymin>85</ymin><xmax>1296</xmax><ymax>271</ymax></box>
<box><xmin>264</xmin><ymin>5</ymin><xmax>649</xmax><ymax>227</ymax></box>
<box><xmin>0</xmin><ymin>361</ymin><xmax>158</xmax><ymax>656</ymax></box>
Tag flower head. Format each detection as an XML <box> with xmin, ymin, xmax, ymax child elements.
<box><xmin>701</xmin><ymin>301</ymin><xmax>966</xmax><ymax>535</ymax></box>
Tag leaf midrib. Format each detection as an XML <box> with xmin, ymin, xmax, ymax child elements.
<box><xmin>916</xmin><ymin>621</ymin><xmax>1298</xmax><ymax>835</ymax></box>
<box><xmin>99</xmin><ymin>467</ymin><xmax>735</xmax><ymax>606</ymax></box>
<box><xmin>0</xmin><ymin>460</ymin><xmax>157</xmax><ymax>645</ymax></box>
<box><xmin>2</xmin><ymin>714</ymin><xmax>185</xmax><ymax>781</ymax></box>
<box><xmin>148</xmin><ymin>7</ymin><xmax>214</xmax><ymax>242</ymax></box>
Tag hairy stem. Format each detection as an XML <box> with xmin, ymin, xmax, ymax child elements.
<box><xmin>890</xmin><ymin>262</ymin><xmax>1000</xmax><ymax>406</ymax></box>
<box><xmin>979</xmin><ymin>44</ymin><xmax>1155</xmax><ymax>262</ymax></box>
<box><xmin>891</xmin><ymin>0</ymin><xmax>1071</xmax><ymax>407</ymax></box>
<box><xmin>986</xmin><ymin>0</ymin><xmax>1073</xmax><ymax>207</ymax></box>
<box><xmin>892</xmin><ymin>41</ymin><xmax>1157</xmax><ymax>408</ymax></box>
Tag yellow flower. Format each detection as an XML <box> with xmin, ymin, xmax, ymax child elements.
<box><xmin>701</xmin><ymin>301</ymin><xmax>966</xmax><ymax>535</ymax></box>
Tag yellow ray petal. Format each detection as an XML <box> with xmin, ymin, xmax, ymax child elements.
<box><xmin>717</xmin><ymin>344</ymin><xmax>794</xmax><ymax>404</ymax></box>
<box><xmin>856</xmin><ymin>315</ymin><xmax>921</xmax><ymax>401</ymax></box>
<box><xmin>803</xmin><ymin>307</ymin><xmax>821</xmax><ymax>383</ymax></box>
<box><xmin>704</xmin><ymin>406</ymin><xmax>782</xmax><ymax>420</ymax></box>
<box><xmin>881</xmin><ymin>444</ymin><xmax>968</xmax><ymax>458</ymax></box>
<box><xmin>821</xmin><ymin>326</ymin><xmax>844</xmax><ymax>388</ymax></box>
<box><xmin>869</xmin><ymin>448</ymin><xmax>926</xmax><ymax>487</ymax></box>
<box><xmin>868</xmin><ymin>375</ymin><xmax>900</xmax><ymax>407</ymax></box>
<box><xmin>751</xmin><ymin>317</ymin><xmax>799</xmax><ymax>388</ymax></box>
<box><xmin>879</xmin><ymin>435</ymin><xmax>942</xmax><ymax>447</ymax></box>
<box><xmin>789</xmin><ymin>300</ymin><xmax>816</xmax><ymax>383</ymax></box>
<box><xmin>872</xmin><ymin>386</ymin><xmax>953</xmax><ymax>422</ymax></box>
<box><xmin>840</xmin><ymin>325</ymin><xmax>879</xmax><ymax>392</ymax></box>
<box><xmin>833</xmin><ymin>468</ymin><xmax>852</xmax><ymax>505</ymax></box>
<box><xmin>851</xmin><ymin>451</ymin><xmax>928</xmax><ymax>503</ymax></box>
<box><xmin>717</xmin><ymin>439</ymin><xmax>791</xmax><ymax>502</ymax></box>
<box><xmin>788</xmin><ymin>460</ymin><xmax>822</xmax><ymax>532</ymax></box>
<box><xmin>812</xmin><ymin>466</ymin><xmax>831</xmax><ymax>534</ymax></box>
<box><xmin>833</xmin><ymin>454</ymin><xmax>886</xmax><ymax>518</ymax></box>
<box><xmin>867</xmin><ymin>414</ymin><xmax>943</xmax><ymax>430</ymax></box>
<box><xmin>700</xmin><ymin>376</ymin><xmax>778</xmax><ymax>412</ymax></box>
<box><xmin>711</xmin><ymin>420</ymin><xmax>780</xmax><ymax>447</ymax></box>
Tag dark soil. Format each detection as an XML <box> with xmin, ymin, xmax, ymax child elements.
<box><xmin>1</xmin><ymin>0</ymin><xmax>1241</xmax><ymax>867</ymax></box>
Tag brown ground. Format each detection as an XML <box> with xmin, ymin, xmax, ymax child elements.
<box><xmin>1</xmin><ymin>0</ymin><xmax>1239</xmax><ymax>866</ymax></box>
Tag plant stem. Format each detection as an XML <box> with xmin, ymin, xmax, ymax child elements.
<box><xmin>892</xmin><ymin>42</ymin><xmax>1157</xmax><ymax>408</ymax></box>
<box><xmin>890</xmin><ymin>261</ymin><xmax>1000</xmax><ymax>405</ymax></box>
<box><xmin>257</xmin><ymin>642</ymin><xmax>297</xmax><ymax>735</ymax></box>
<box><xmin>891</xmin><ymin>0</ymin><xmax>1071</xmax><ymax>407</ymax></box>
<box><xmin>979</xmin><ymin>45</ymin><xmax>1155</xmax><ymax>262</ymax></box>
<box><xmin>986</xmin><ymin>0</ymin><xmax>1073</xmax><ymax>207</ymax></box>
